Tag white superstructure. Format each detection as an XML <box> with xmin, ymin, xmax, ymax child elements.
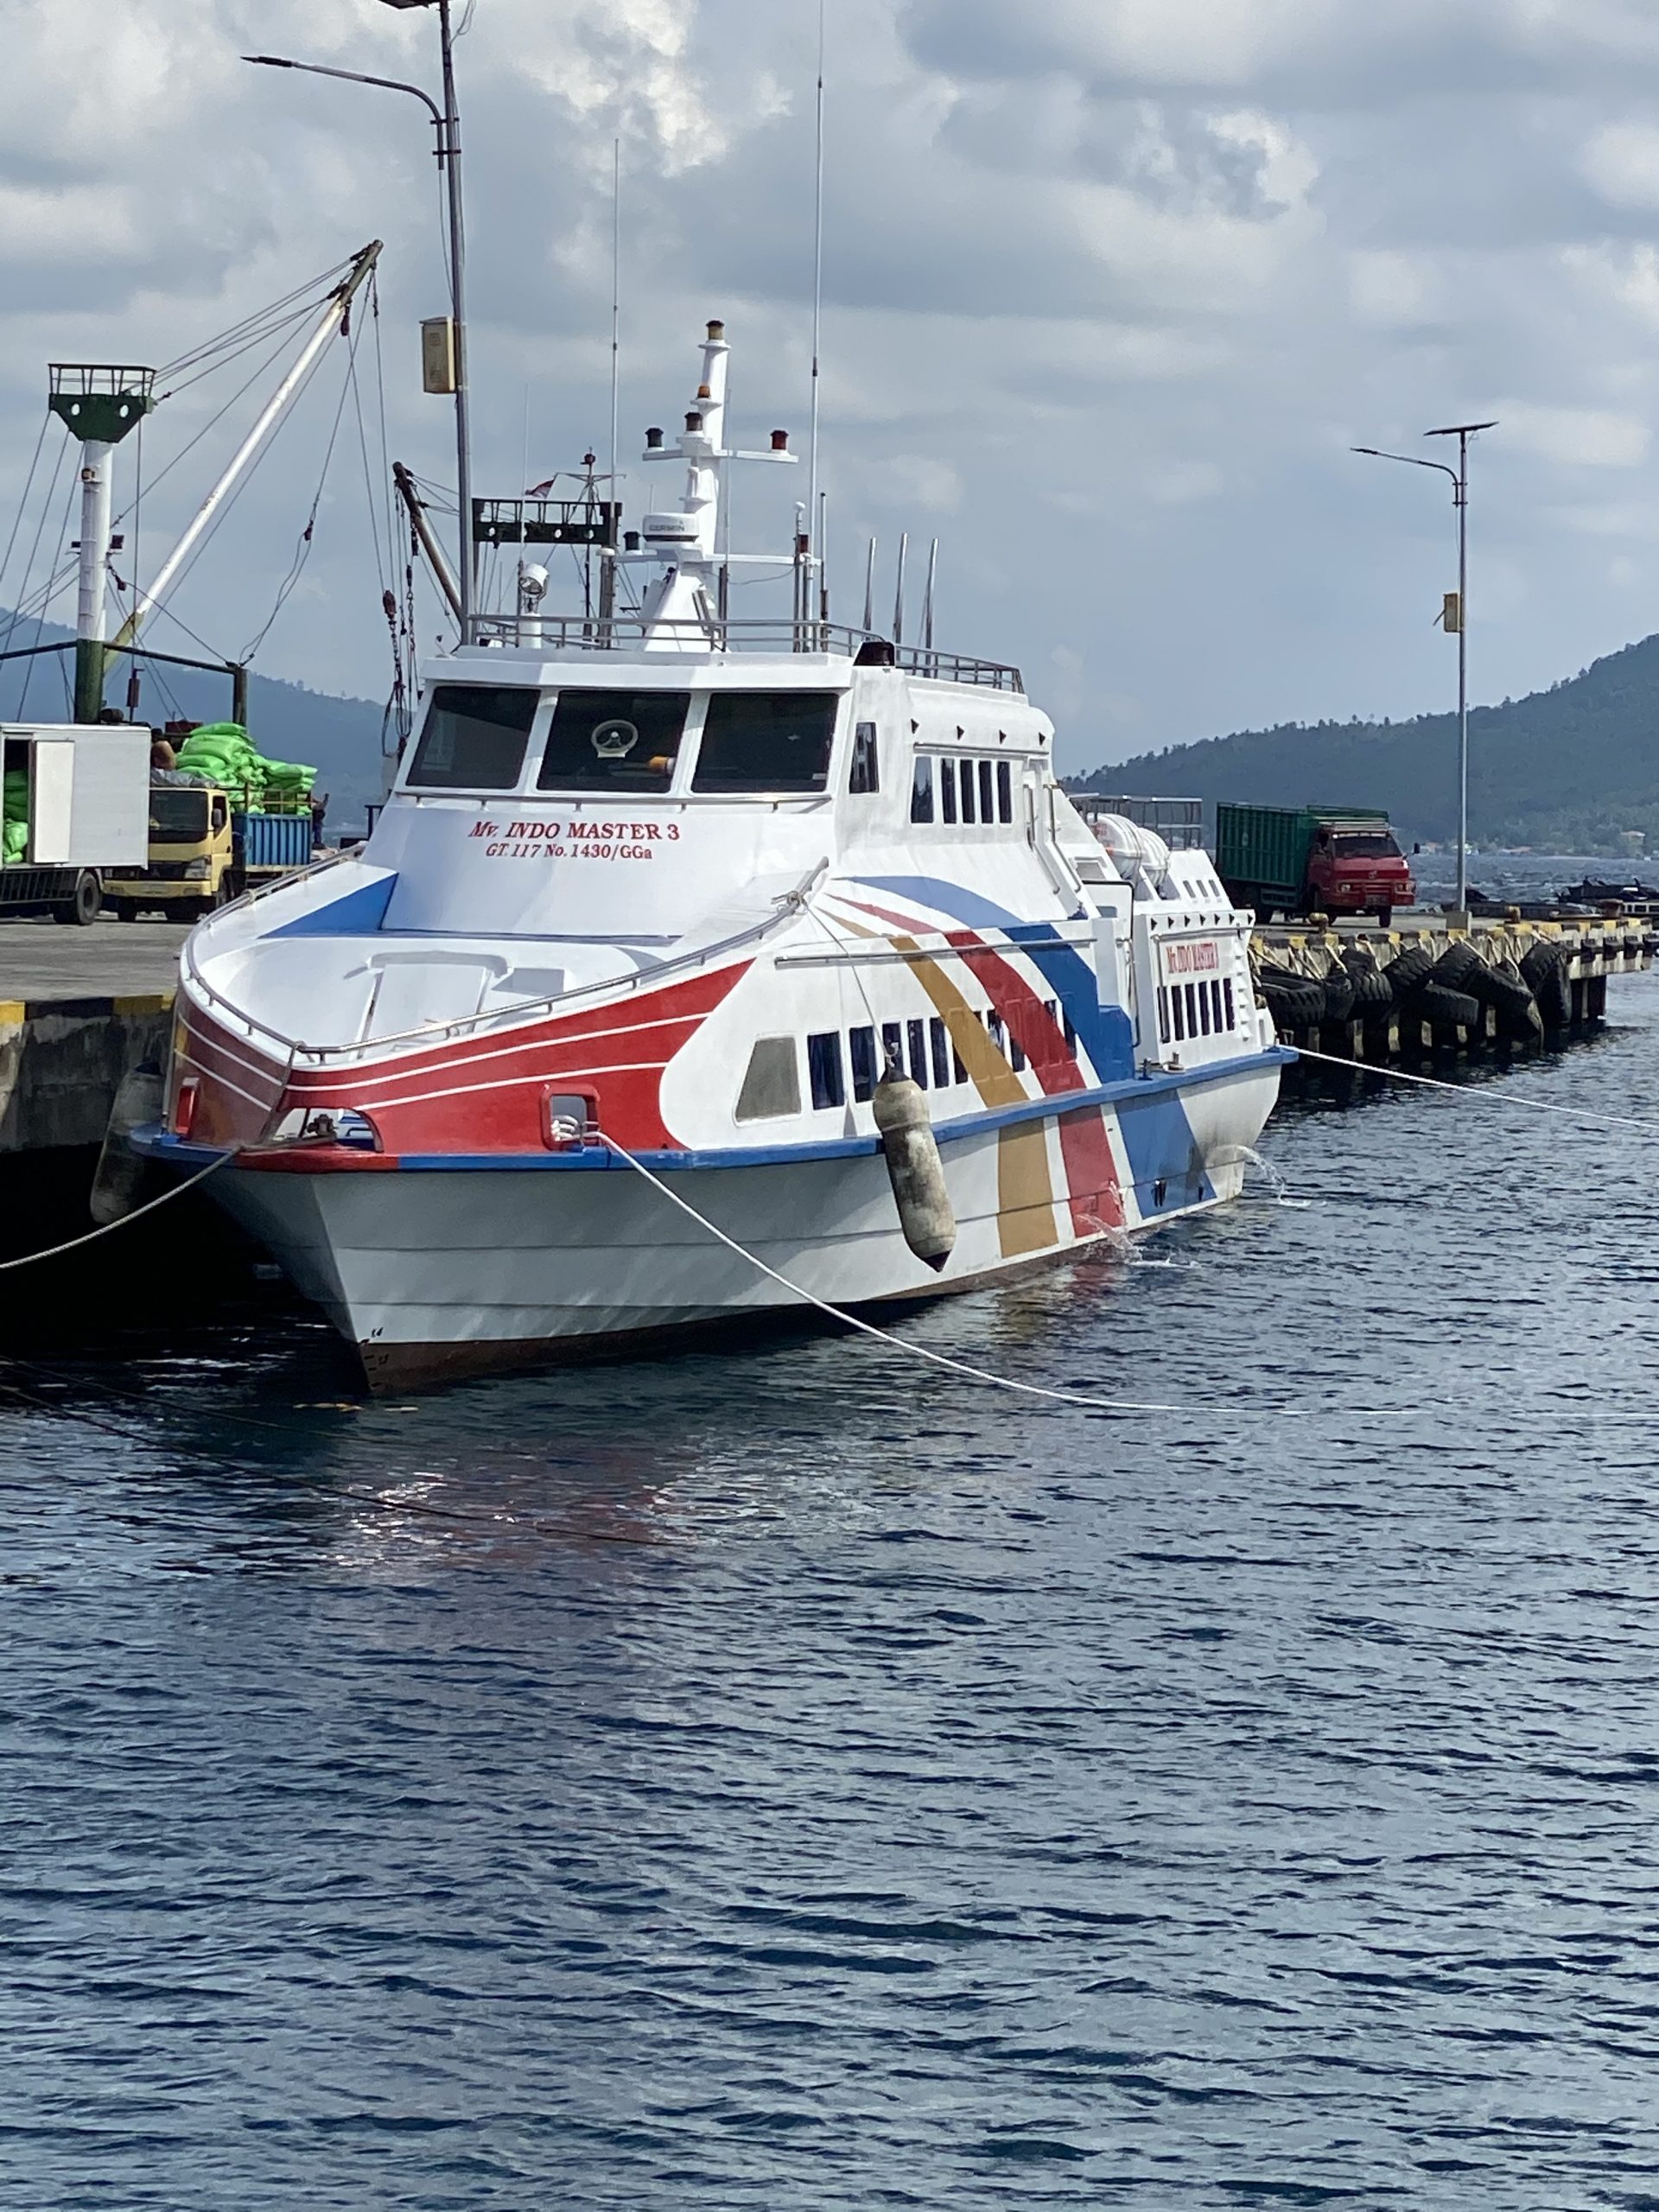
<box><xmin>143</xmin><ymin>321</ymin><xmax>1288</xmax><ymax>1389</ymax></box>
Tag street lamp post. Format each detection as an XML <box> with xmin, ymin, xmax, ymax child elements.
<box><xmin>1353</xmin><ymin>420</ymin><xmax>1497</xmax><ymax>916</ymax></box>
<box><xmin>246</xmin><ymin>0</ymin><xmax>474</xmax><ymax>631</ymax></box>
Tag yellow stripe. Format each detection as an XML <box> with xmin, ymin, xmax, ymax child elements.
<box><xmin>995</xmin><ymin>1121</ymin><xmax>1059</xmax><ymax>1256</ymax></box>
<box><xmin>842</xmin><ymin>921</ymin><xmax>1057</xmax><ymax>1259</ymax></box>
<box><xmin>0</xmin><ymin>1001</ymin><xmax>24</xmax><ymax>1027</ymax></box>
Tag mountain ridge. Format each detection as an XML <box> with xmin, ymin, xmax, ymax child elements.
<box><xmin>1074</xmin><ymin>631</ymin><xmax>1659</xmax><ymax>853</ymax></box>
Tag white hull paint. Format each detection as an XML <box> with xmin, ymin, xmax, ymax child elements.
<box><xmin>209</xmin><ymin>1063</ymin><xmax>1279</xmax><ymax>1389</ymax></box>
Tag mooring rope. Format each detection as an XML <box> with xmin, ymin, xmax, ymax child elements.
<box><xmin>593</xmin><ymin>1132</ymin><xmax>1652</xmax><ymax>1426</ymax></box>
<box><xmin>1294</xmin><ymin>1044</ymin><xmax>1659</xmax><ymax>1135</ymax></box>
<box><xmin>0</xmin><ymin>1152</ymin><xmax>234</xmax><ymax>1274</ymax></box>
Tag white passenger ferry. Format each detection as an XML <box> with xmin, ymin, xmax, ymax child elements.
<box><xmin>143</xmin><ymin>321</ymin><xmax>1289</xmax><ymax>1388</ymax></box>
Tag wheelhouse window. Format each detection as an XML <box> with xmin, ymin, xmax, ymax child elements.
<box><xmin>996</xmin><ymin>760</ymin><xmax>1013</xmax><ymax>823</ymax></box>
<box><xmin>958</xmin><ymin>759</ymin><xmax>976</xmax><ymax>823</ymax></box>
<box><xmin>537</xmin><ymin>690</ymin><xmax>689</xmax><ymax>791</ymax></box>
<box><xmin>978</xmin><ymin>760</ymin><xmax>995</xmax><ymax>823</ymax></box>
<box><xmin>940</xmin><ymin>759</ymin><xmax>958</xmax><ymax>823</ymax></box>
<box><xmin>909</xmin><ymin>757</ymin><xmax>934</xmax><ymax>823</ymax></box>
<box><xmin>407</xmin><ymin>684</ymin><xmax>537</xmax><ymax>791</ymax></box>
<box><xmin>691</xmin><ymin>691</ymin><xmax>838</xmax><ymax>792</ymax></box>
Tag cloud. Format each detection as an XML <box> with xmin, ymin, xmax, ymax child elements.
<box><xmin>0</xmin><ymin>0</ymin><xmax>1657</xmax><ymax>765</ymax></box>
<box><xmin>1501</xmin><ymin>404</ymin><xmax>1651</xmax><ymax>466</ymax></box>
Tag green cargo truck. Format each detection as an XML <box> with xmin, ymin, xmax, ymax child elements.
<box><xmin>1215</xmin><ymin>803</ymin><xmax>1414</xmax><ymax>925</ymax></box>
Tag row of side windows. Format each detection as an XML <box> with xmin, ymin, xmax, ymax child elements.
<box><xmin>909</xmin><ymin>755</ymin><xmax>1015</xmax><ymax>826</ymax></box>
<box><xmin>1156</xmin><ymin>976</ymin><xmax>1237</xmax><ymax>1046</ymax></box>
<box><xmin>735</xmin><ymin>1005</ymin><xmax>1081</xmax><ymax>1123</ymax></box>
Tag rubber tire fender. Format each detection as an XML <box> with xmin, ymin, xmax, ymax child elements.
<box><xmin>1416</xmin><ymin>982</ymin><xmax>1482</xmax><ymax>1029</ymax></box>
<box><xmin>1383</xmin><ymin>944</ymin><xmax>1434</xmax><ymax>996</ymax></box>
<box><xmin>1340</xmin><ymin>949</ymin><xmax>1394</xmax><ymax>1007</ymax></box>
<box><xmin>1430</xmin><ymin>939</ymin><xmax>1482</xmax><ymax>990</ymax></box>
<box><xmin>1319</xmin><ymin>967</ymin><xmax>1357</xmax><ymax>1024</ymax></box>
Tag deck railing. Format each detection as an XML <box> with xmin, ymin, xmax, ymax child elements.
<box><xmin>461</xmin><ymin>613</ymin><xmax>1024</xmax><ymax>693</ymax></box>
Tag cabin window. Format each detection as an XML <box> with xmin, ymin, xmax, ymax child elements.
<box><xmin>996</xmin><ymin>760</ymin><xmax>1013</xmax><ymax>823</ymax></box>
<box><xmin>1198</xmin><ymin>981</ymin><xmax>1212</xmax><ymax>1036</ymax></box>
<box><xmin>1185</xmin><ymin>982</ymin><xmax>1199</xmax><ymax>1037</ymax></box>
<box><xmin>909</xmin><ymin>757</ymin><xmax>934</xmax><ymax>823</ymax></box>
<box><xmin>880</xmin><ymin>1020</ymin><xmax>903</xmax><ymax>1077</ymax></box>
<box><xmin>929</xmin><ymin>1017</ymin><xmax>951</xmax><ymax>1088</ymax></box>
<box><xmin>1223</xmin><ymin>978</ymin><xmax>1236</xmax><ymax>1031</ymax></box>
<box><xmin>692</xmin><ymin>691</ymin><xmax>837</xmax><ymax>792</ymax></box>
<box><xmin>939</xmin><ymin>758</ymin><xmax>958</xmax><ymax>823</ymax></box>
<box><xmin>407</xmin><ymin>684</ymin><xmax>537</xmax><ymax>791</ymax></box>
<box><xmin>735</xmin><ymin>1037</ymin><xmax>800</xmax><ymax>1122</ymax></box>
<box><xmin>537</xmin><ymin>689</ymin><xmax>688</xmax><ymax>791</ymax></box>
<box><xmin>1210</xmin><ymin>979</ymin><xmax>1225</xmax><ymax>1034</ymax></box>
<box><xmin>1157</xmin><ymin>985</ymin><xmax>1170</xmax><ymax>1043</ymax></box>
<box><xmin>849</xmin><ymin>1025</ymin><xmax>877</xmax><ymax>1103</ymax></box>
<box><xmin>849</xmin><ymin>721</ymin><xmax>880</xmax><ymax>795</ymax></box>
<box><xmin>807</xmin><ymin>1031</ymin><xmax>846</xmax><ymax>1109</ymax></box>
<box><xmin>906</xmin><ymin>1018</ymin><xmax>928</xmax><ymax>1087</ymax></box>
<box><xmin>986</xmin><ymin>1011</ymin><xmax>1006</xmax><ymax>1055</ymax></box>
<box><xmin>1063</xmin><ymin>1009</ymin><xmax>1077</xmax><ymax>1058</ymax></box>
<box><xmin>1171</xmin><ymin>988</ymin><xmax>1185</xmax><ymax>1042</ymax></box>
<box><xmin>978</xmin><ymin>760</ymin><xmax>995</xmax><ymax>823</ymax></box>
<box><xmin>958</xmin><ymin>759</ymin><xmax>976</xmax><ymax>823</ymax></box>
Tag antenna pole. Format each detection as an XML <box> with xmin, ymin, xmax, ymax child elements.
<box><xmin>609</xmin><ymin>137</ymin><xmax>621</xmax><ymax>522</ymax></box>
<box><xmin>818</xmin><ymin>490</ymin><xmax>829</xmax><ymax>627</ymax></box>
<box><xmin>862</xmin><ymin>534</ymin><xmax>876</xmax><ymax>632</ymax></box>
<box><xmin>893</xmin><ymin>530</ymin><xmax>907</xmax><ymax>646</ymax></box>
<box><xmin>435</xmin><ymin>0</ymin><xmax>474</xmax><ymax>634</ymax></box>
<box><xmin>922</xmin><ymin>536</ymin><xmax>938</xmax><ymax>658</ymax></box>
<box><xmin>806</xmin><ymin>0</ymin><xmax>826</xmax><ymax>594</ymax></box>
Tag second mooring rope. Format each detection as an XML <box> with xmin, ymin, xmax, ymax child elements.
<box><xmin>594</xmin><ymin>1132</ymin><xmax>1653</xmax><ymax>1427</ymax></box>
<box><xmin>1294</xmin><ymin>1044</ymin><xmax>1659</xmax><ymax>1136</ymax></box>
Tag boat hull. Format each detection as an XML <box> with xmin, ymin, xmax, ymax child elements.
<box><xmin>200</xmin><ymin>1058</ymin><xmax>1284</xmax><ymax>1390</ymax></box>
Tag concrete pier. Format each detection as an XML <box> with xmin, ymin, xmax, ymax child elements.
<box><xmin>1252</xmin><ymin>912</ymin><xmax>1651</xmax><ymax>1068</ymax></box>
<box><xmin>0</xmin><ymin>918</ymin><xmax>185</xmax><ymax>1157</ymax></box>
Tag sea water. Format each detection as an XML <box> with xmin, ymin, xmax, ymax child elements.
<box><xmin>3</xmin><ymin>957</ymin><xmax>1657</xmax><ymax>2209</ymax></box>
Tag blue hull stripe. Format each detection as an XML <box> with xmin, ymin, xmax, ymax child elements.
<box><xmin>855</xmin><ymin>875</ymin><xmax>1025</xmax><ymax>930</ymax></box>
<box><xmin>135</xmin><ymin>1046</ymin><xmax>1290</xmax><ymax>1177</ymax></box>
<box><xmin>268</xmin><ymin>875</ymin><xmax>397</xmax><ymax>938</ymax></box>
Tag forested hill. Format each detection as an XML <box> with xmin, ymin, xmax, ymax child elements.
<box><xmin>1076</xmin><ymin>632</ymin><xmax>1659</xmax><ymax>852</ymax></box>
<box><xmin>0</xmin><ymin>612</ymin><xmax>386</xmax><ymax>822</ymax></box>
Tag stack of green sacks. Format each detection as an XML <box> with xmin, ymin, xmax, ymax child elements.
<box><xmin>2</xmin><ymin>769</ymin><xmax>28</xmax><ymax>863</ymax></box>
<box><xmin>173</xmin><ymin>724</ymin><xmax>315</xmax><ymax>814</ymax></box>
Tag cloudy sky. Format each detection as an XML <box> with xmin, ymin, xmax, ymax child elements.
<box><xmin>4</xmin><ymin>0</ymin><xmax>1659</xmax><ymax>775</ymax></box>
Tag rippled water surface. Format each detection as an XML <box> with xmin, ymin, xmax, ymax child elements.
<box><xmin>5</xmin><ymin>968</ymin><xmax>1659</xmax><ymax>2209</ymax></box>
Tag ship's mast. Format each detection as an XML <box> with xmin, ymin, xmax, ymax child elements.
<box><xmin>632</xmin><ymin>320</ymin><xmax>798</xmax><ymax>646</ymax></box>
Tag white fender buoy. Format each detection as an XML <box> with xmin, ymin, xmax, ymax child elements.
<box><xmin>90</xmin><ymin>1062</ymin><xmax>164</xmax><ymax>1226</ymax></box>
<box><xmin>872</xmin><ymin>1060</ymin><xmax>957</xmax><ymax>1272</ymax></box>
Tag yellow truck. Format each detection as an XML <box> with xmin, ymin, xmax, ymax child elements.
<box><xmin>105</xmin><ymin>782</ymin><xmax>315</xmax><ymax>921</ymax></box>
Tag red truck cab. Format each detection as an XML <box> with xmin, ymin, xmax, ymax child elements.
<box><xmin>1305</xmin><ymin>820</ymin><xmax>1414</xmax><ymax>925</ymax></box>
